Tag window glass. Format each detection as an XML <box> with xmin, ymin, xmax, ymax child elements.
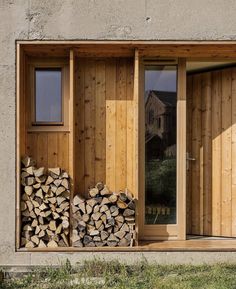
<box><xmin>35</xmin><ymin>68</ymin><xmax>62</xmax><ymax>123</ymax></box>
<box><xmin>145</xmin><ymin>65</ymin><xmax>177</xmax><ymax>225</ymax></box>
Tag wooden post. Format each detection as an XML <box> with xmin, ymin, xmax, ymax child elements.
<box><xmin>69</xmin><ymin>49</ymin><xmax>75</xmax><ymax>246</ymax></box>
<box><xmin>134</xmin><ymin>49</ymin><xmax>140</xmax><ymax>245</ymax></box>
<box><xmin>177</xmin><ymin>58</ymin><xmax>187</xmax><ymax>240</ymax></box>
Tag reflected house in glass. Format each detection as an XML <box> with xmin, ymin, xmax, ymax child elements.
<box><xmin>145</xmin><ymin>90</ymin><xmax>176</xmax><ymax>158</ymax></box>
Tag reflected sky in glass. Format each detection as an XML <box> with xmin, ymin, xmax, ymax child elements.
<box><xmin>145</xmin><ymin>66</ymin><xmax>177</xmax><ymax>92</ymax></box>
<box><xmin>35</xmin><ymin>69</ymin><xmax>62</xmax><ymax>122</ymax></box>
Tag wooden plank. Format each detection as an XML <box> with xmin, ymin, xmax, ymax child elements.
<box><xmin>186</xmin><ymin>75</ymin><xmax>193</xmax><ymax>234</ymax></box>
<box><xmin>37</xmin><ymin>133</ymin><xmax>48</xmax><ymax>167</ymax></box>
<box><xmin>75</xmin><ymin>58</ymin><xmax>85</xmax><ymax>194</ymax></box>
<box><xmin>232</xmin><ymin>68</ymin><xmax>236</xmax><ymax>237</ymax></box>
<box><xmin>191</xmin><ymin>74</ymin><xmax>202</xmax><ymax>235</ymax></box>
<box><xmin>26</xmin><ymin>133</ymin><xmax>38</xmax><ymax>161</ymax></box>
<box><xmin>47</xmin><ymin>134</ymin><xmax>58</xmax><ymax>167</ymax></box>
<box><xmin>201</xmin><ymin>72</ymin><xmax>212</xmax><ymax>236</ymax></box>
<box><xmin>211</xmin><ymin>70</ymin><xmax>222</xmax><ymax>236</ymax></box>
<box><xmin>69</xmin><ymin>49</ymin><xmax>75</xmax><ymax>247</ymax></box>
<box><xmin>95</xmin><ymin>60</ymin><xmax>106</xmax><ymax>183</ymax></box>
<box><xmin>115</xmin><ymin>59</ymin><xmax>127</xmax><ymax>191</ymax></box>
<box><xmin>126</xmin><ymin>58</ymin><xmax>134</xmax><ymax>194</ymax></box>
<box><xmin>177</xmin><ymin>58</ymin><xmax>187</xmax><ymax>240</ymax></box>
<box><xmin>69</xmin><ymin>49</ymin><xmax>75</xmax><ymax>181</ymax></box>
<box><xmin>199</xmin><ymin>140</ymin><xmax>204</xmax><ymax>235</ymax></box>
<box><xmin>105</xmin><ymin>59</ymin><xmax>117</xmax><ymax>192</ymax></box>
<box><xmin>84</xmin><ymin>59</ymin><xmax>96</xmax><ymax>191</ymax></box>
<box><xmin>221</xmin><ymin>68</ymin><xmax>232</xmax><ymax>237</ymax></box>
<box><xmin>57</xmin><ymin>133</ymin><xmax>69</xmax><ymax>172</ymax></box>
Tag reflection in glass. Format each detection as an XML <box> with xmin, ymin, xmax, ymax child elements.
<box><xmin>35</xmin><ymin>68</ymin><xmax>62</xmax><ymax>123</ymax></box>
<box><xmin>145</xmin><ymin>66</ymin><xmax>177</xmax><ymax>224</ymax></box>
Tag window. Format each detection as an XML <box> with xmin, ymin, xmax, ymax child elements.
<box><xmin>149</xmin><ymin>109</ymin><xmax>154</xmax><ymax>124</ymax></box>
<box><xmin>34</xmin><ymin>68</ymin><xmax>62</xmax><ymax>124</ymax></box>
<box><xmin>28</xmin><ymin>59</ymin><xmax>69</xmax><ymax>131</ymax></box>
<box><xmin>144</xmin><ymin>65</ymin><xmax>177</xmax><ymax>225</ymax></box>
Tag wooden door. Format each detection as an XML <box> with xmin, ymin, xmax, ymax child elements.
<box><xmin>187</xmin><ymin>66</ymin><xmax>236</xmax><ymax>237</ymax></box>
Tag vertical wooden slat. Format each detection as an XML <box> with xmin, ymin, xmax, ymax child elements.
<box><xmin>95</xmin><ymin>60</ymin><xmax>106</xmax><ymax>183</ymax></box>
<box><xmin>115</xmin><ymin>59</ymin><xmax>127</xmax><ymax>191</ymax></box>
<box><xmin>105</xmin><ymin>59</ymin><xmax>117</xmax><ymax>192</ymax></box>
<box><xmin>57</xmin><ymin>133</ymin><xmax>69</xmax><ymax>172</ymax></box>
<box><xmin>126</xmin><ymin>58</ymin><xmax>134</xmax><ymax>194</ymax></box>
<box><xmin>232</xmin><ymin>68</ymin><xmax>236</xmax><ymax>236</ymax></box>
<box><xmin>134</xmin><ymin>49</ymin><xmax>140</xmax><ymax>244</ymax></box>
<box><xmin>47</xmin><ymin>134</ymin><xmax>58</xmax><ymax>167</ymax></box>
<box><xmin>37</xmin><ymin>133</ymin><xmax>48</xmax><ymax>167</ymax></box>
<box><xmin>201</xmin><ymin>72</ymin><xmax>212</xmax><ymax>235</ymax></box>
<box><xmin>191</xmin><ymin>74</ymin><xmax>202</xmax><ymax>235</ymax></box>
<box><xmin>199</xmin><ymin>139</ymin><xmax>204</xmax><ymax>235</ymax></box>
<box><xmin>177</xmin><ymin>58</ymin><xmax>186</xmax><ymax>240</ymax></box>
<box><xmin>26</xmin><ymin>133</ymin><xmax>38</xmax><ymax>161</ymax></box>
<box><xmin>69</xmin><ymin>49</ymin><xmax>75</xmax><ymax>247</ymax></box>
<box><xmin>84</xmin><ymin>59</ymin><xmax>96</xmax><ymax>190</ymax></box>
<box><xmin>212</xmin><ymin>70</ymin><xmax>222</xmax><ymax>236</ymax></box>
<box><xmin>221</xmin><ymin>68</ymin><xmax>232</xmax><ymax>237</ymax></box>
<box><xmin>69</xmin><ymin>49</ymin><xmax>75</xmax><ymax>185</ymax></box>
<box><xmin>186</xmin><ymin>75</ymin><xmax>193</xmax><ymax>235</ymax></box>
<box><xmin>75</xmin><ymin>58</ymin><xmax>85</xmax><ymax>194</ymax></box>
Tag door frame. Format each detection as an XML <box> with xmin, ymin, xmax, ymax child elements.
<box><xmin>138</xmin><ymin>58</ymin><xmax>187</xmax><ymax>240</ymax></box>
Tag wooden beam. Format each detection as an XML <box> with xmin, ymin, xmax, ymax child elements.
<box><xmin>19</xmin><ymin>41</ymin><xmax>236</xmax><ymax>59</ymax></box>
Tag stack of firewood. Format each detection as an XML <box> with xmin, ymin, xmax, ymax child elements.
<box><xmin>20</xmin><ymin>156</ymin><xmax>70</xmax><ymax>248</ymax></box>
<box><xmin>71</xmin><ymin>183</ymin><xmax>136</xmax><ymax>247</ymax></box>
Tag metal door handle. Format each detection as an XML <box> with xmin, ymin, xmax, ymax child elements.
<box><xmin>187</xmin><ymin>156</ymin><xmax>196</xmax><ymax>161</ymax></box>
<box><xmin>186</xmin><ymin>152</ymin><xmax>196</xmax><ymax>170</ymax></box>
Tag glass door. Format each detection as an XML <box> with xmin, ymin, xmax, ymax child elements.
<box><xmin>139</xmin><ymin>59</ymin><xmax>186</xmax><ymax>240</ymax></box>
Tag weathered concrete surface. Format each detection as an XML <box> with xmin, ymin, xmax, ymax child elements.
<box><xmin>1</xmin><ymin>0</ymin><xmax>236</xmax><ymax>266</ymax></box>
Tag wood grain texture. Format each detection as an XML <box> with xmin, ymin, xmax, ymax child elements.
<box><xmin>232</xmin><ymin>68</ymin><xmax>236</xmax><ymax>236</ymax></box>
<box><xmin>186</xmin><ymin>75</ymin><xmax>193</xmax><ymax>234</ymax></box>
<box><xmin>191</xmin><ymin>74</ymin><xmax>202</xmax><ymax>235</ymax></box>
<box><xmin>211</xmin><ymin>71</ymin><xmax>222</xmax><ymax>236</ymax></box>
<box><xmin>75</xmin><ymin>58</ymin><xmax>85</xmax><ymax>194</ymax></box>
<box><xmin>105</xmin><ymin>59</ymin><xmax>117</xmax><ymax>191</ymax></box>
<box><xmin>74</xmin><ymin>58</ymin><xmax>135</xmax><ymax>195</ymax></box>
<box><xmin>201</xmin><ymin>72</ymin><xmax>212</xmax><ymax>236</ymax></box>
<box><xmin>95</xmin><ymin>60</ymin><xmax>106</xmax><ymax>184</ymax></box>
<box><xmin>221</xmin><ymin>69</ymin><xmax>232</xmax><ymax>237</ymax></box>
<box><xmin>187</xmin><ymin>67</ymin><xmax>236</xmax><ymax>237</ymax></box>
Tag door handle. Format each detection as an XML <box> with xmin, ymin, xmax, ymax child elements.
<box><xmin>186</xmin><ymin>152</ymin><xmax>196</xmax><ymax>170</ymax></box>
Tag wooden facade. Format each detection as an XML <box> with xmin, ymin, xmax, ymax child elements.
<box><xmin>16</xmin><ymin>41</ymin><xmax>236</xmax><ymax>251</ymax></box>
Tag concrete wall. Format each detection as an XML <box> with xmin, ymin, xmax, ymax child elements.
<box><xmin>1</xmin><ymin>0</ymin><xmax>236</xmax><ymax>266</ymax></box>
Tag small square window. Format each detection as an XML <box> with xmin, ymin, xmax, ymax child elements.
<box><xmin>35</xmin><ymin>68</ymin><xmax>62</xmax><ymax>124</ymax></box>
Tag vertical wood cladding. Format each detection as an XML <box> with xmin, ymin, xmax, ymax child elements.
<box><xmin>187</xmin><ymin>67</ymin><xmax>236</xmax><ymax>237</ymax></box>
<box><xmin>75</xmin><ymin>58</ymin><xmax>135</xmax><ymax>196</ymax></box>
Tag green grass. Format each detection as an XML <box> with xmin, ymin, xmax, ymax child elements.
<box><xmin>1</xmin><ymin>259</ymin><xmax>236</xmax><ymax>289</ymax></box>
